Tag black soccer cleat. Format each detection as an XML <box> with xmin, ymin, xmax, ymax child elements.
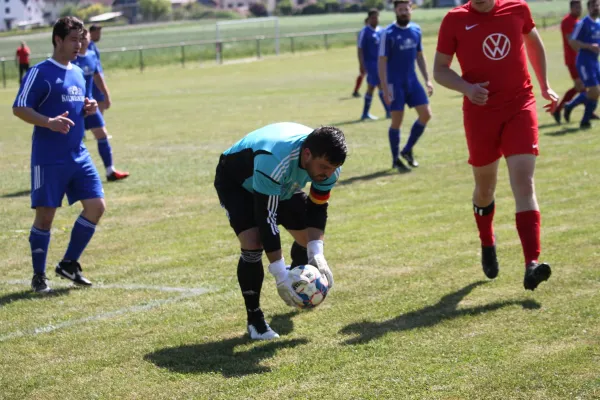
<box><xmin>56</xmin><ymin>260</ymin><xmax>92</xmax><ymax>286</ymax></box>
<box><xmin>400</xmin><ymin>150</ymin><xmax>419</xmax><ymax>168</ymax></box>
<box><xmin>523</xmin><ymin>262</ymin><xmax>551</xmax><ymax>291</ymax></box>
<box><xmin>247</xmin><ymin>309</ymin><xmax>279</xmax><ymax>340</ymax></box>
<box><xmin>552</xmin><ymin>109</ymin><xmax>561</xmax><ymax>124</ymax></box>
<box><xmin>31</xmin><ymin>273</ymin><xmax>52</xmax><ymax>294</ymax></box>
<box><xmin>481</xmin><ymin>245</ymin><xmax>499</xmax><ymax>279</ymax></box>
<box><xmin>393</xmin><ymin>158</ymin><xmax>411</xmax><ymax>173</ymax></box>
<box><xmin>580</xmin><ymin>121</ymin><xmax>592</xmax><ymax>130</ymax></box>
<box><xmin>352</xmin><ymin>91</ymin><xmax>361</xmax><ymax>98</ymax></box>
<box><xmin>564</xmin><ymin>105</ymin><xmax>573</xmax><ymax>123</ymax></box>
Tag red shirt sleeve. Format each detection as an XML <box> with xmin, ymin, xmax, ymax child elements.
<box><xmin>436</xmin><ymin>13</ymin><xmax>457</xmax><ymax>56</ymax></box>
<box><xmin>521</xmin><ymin>0</ymin><xmax>535</xmax><ymax>34</ymax></box>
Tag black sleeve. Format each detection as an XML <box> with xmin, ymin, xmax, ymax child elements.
<box><xmin>253</xmin><ymin>191</ymin><xmax>282</xmax><ymax>253</ymax></box>
<box><xmin>306</xmin><ymin>198</ymin><xmax>328</xmax><ymax>232</ymax></box>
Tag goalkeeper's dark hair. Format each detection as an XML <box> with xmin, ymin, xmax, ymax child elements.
<box><xmin>302</xmin><ymin>126</ymin><xmax>347</xmax><ymax>166</ymax></box>
<box><xmin>52</xmin><ymin>16</ymin><xmax>84</xmax><ymax>47</ymax></box>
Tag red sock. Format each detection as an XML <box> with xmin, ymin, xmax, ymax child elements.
<box><xmin>557</xmin><ymin>87</ymin><xmax>578</xmax><ymax>111</ymax></box>
<box><xmin>353</xmin><ymin>75</ymin><xmax>364</xmax><ymax>93</ymax></box>
<box><xmin>473</xmin><ymin>202</ymin><xmax>495</xmax><ymax>247</ymax></box>
<box><xmin>515</xmin><ymin>210</ymin><xmax>541</xmax><ymax>267</ymax></box>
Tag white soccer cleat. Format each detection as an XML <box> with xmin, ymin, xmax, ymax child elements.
<box><xmin>247</xmin><ymin>322</ymin><xmax>280</xmax><ymax>340</ymax></box>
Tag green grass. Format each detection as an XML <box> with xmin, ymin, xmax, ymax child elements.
<box><xmin>1</xmin><ymin>30</ymin><xmax>599</xmax><ymax>399</ymax></box>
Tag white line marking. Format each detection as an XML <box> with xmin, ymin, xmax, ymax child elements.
<box><xmin>1</xmin><ymin>280</ymin><xmax>210</xmax><ymax>294</ymax></box>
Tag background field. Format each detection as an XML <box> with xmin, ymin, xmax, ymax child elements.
<box><xmin>0</xmin><ymin>1</ymin><xmax>566</xmax><ymax>81</ymax></box>
<box><xmin>0</xmin><ymin>26</ymin><xmax>599</xmax><ymax>399</ymax></box>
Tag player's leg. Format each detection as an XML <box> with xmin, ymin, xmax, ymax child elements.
<box><xmin>214</xmin><ymin>165</ymin><xmax>278</xmax><ymax>340</ymax></box>
<box><xmin>554</xmin><ymin>65</ymin><xmax>581</xmax><ymax>123</ymax></box>
<box><xmin>400</xmin><ymin>86</ymin><xmax>432</xmax><ymax>168</ymax></box>
<box><xmin>565</xmin><ymin>63</ymin><xmax>595</xmax><ymax>122</ymax></box>
<box><xmin>580</xmin><ymin>83</ymin><xmax>600</xmax><ymax>129</ymax></box>
<box><xmin>361</xmin><ymin>84</ymin><xmax>378</xmax><ymax>120</ymax></box>
<box><xmin>464</xmin><ymin>108</ymin><xmax>504</xmax><ymax>279</ymax></box>
<box><xmin>377</xmin><ymin>85</ymin><xmax>391</xmax><ymax>119</ymax></box>
<box><xmin>353</xmin><ymin>72</ymin><xmax>365</xmax><ymax>97</ymax></box>
<box><xmin>502</xmin><ymin>103</ymin><xmax>551</xmax><ymax>290</ymax></box>
<box><xmin>29</xmin><ymin>164</ymin><xmax>67</xmax><ymax>293</ymax></box>
<box><xmin>87</xmin><ymin>112</ymin><xmax>129</xmax><ymax>181</ymax></box>
<box><xmin>278</xmin><ymin>192</ymin><xmax>309</xmax><ymax>268</ymax></box>
<box><xmin>56</xmin><ymin>159</ymin><xmax>106</xmax><ymax>286</ymax></box>
<box><xmin>387</xmin><ymin>84</ymin><xmax>410</xmax><ymax>172</ymax></box>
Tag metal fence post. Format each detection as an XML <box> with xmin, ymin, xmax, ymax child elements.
<box><xmin>290</xmin><ymin>37</ymin><xmax>295</xmax><ymax>54</ymax></box>
<box><xmin>1</xmin><ymin>58</ymin><xmax>5</xmax><ymax>89</ymax></box>
<box><xmin>324</xmin><ymin>34</ymin><xmax>329</xmax><ymax>50</ymax></box>
<box><xmin>216</xmin><ymin>41</ymin><xmax>222</xmax><ymax>64</ymax></box>
<box><xmin>181</xmin><ymin>42</ymin><xmax>185</xmax><ymax>67</ymax></box>
<box><xmin>139</xmin><ymin>47</ymin><xmax>144</xmax><ymax>72</ymax></box>
<box><xmin>256</xmin><ymin>37</ymin><xmax>261</xmax><ymax>59</ymax></box>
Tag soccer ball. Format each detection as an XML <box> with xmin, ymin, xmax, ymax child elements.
<box><xmin>288</xmin><ymin>264</ymin><xmax>329</xmax><ymax>309</ymax></box>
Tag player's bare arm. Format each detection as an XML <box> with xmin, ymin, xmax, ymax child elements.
<box><xmin>358</xmin><ymin>47</ymin><xmax>366</xmax><ymax>75</ymax></box>
<box><xmin>524</xmin><ymin>28</ymin><xmax>559</xmax><ymax>104</ymax></box>
<box><xmin>93</xmin><ymin>73</ymin><xmax>111</xmax><ymax>109</ymax></box>
<box><xmin>13</xmin><ymin>107</ymin><xmax>74</xmax><ymax>134</ymax></box>
<box><xmin>433</xmin><ymin>51</ymin><xmax>489</xmax><ymax>106</ymax></box>
<box><xmin>378</xmin><ymin>55</ymin><xmax>391</xmax><ymax>105</ymax></box>
<box><xmin>569</xmin><ymin>37</ymin><xmax>600</xmax><ymax>53</ymax></box>
<box><xmin>416</xmin><ymin>51</ymin><xmax>433</xmax><ymax>96</ymax></box>
<box><xmin>83</xmin><ymin>97</ymin><xmax>98</xmax><ymax>116</ymax></box>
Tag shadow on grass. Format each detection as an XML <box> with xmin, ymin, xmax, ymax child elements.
<box><xmin>0</xmin><ymin>288</ymin><xmax>73</xmax><ymax>307</ymax></box>
<box><xmin>1</xmin><ymin>189</ymin><xmax>30</xmax><ymax>198</ymax></box>
<box><xmin>338</xmin><ymin>169</ymin><xmax>394</xmax><ymax>186</ymax></box>
<box><xmin>544</xmin><ymin>127</ymin><xmax>581</xmax><ymax>136</ymax></box>
<box><xmin>144</xmin><ymin>311</ymin><xmax>307</xmax><ymax>377</ymax></box>
<box><xmin>339</xmin><ymin>281</ymin><xmax>541</xmax><ymax>345</ymax></box>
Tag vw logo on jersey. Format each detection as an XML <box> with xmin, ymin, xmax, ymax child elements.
<box><xmin>482</xmin><ymin>33</ymin><xmax>511</xmax><ymax>60</ymax></box>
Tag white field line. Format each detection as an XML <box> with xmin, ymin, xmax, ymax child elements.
<box><xmin>0</xmin><ymin>282</ymin><xmax>211</xmax><ymax>342</ymax></box>
<box><xmin>2</xmin><ymin>280</ymin><xmax>210</xmax><ymax>294</ymax></box>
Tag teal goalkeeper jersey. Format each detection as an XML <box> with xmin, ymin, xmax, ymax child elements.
<box><xmin>222</xmin><ymin>122</ymin><xmax>341</xmax><ymax>200</ymax></box>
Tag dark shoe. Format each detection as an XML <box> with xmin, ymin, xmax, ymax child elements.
<box><xmin>523</xmin><ymin>262</ymin><xmax>551</xmax><ymax>291</ymax></box>
<box><xmin>481</xmin><ymin>245</ymin><xmax>499</xmax><ymax>279</ymax></box>
<box><xmin>56</xmin><ymin>260</ymin><xmax>92</xmax><ymax>286</ymax></box>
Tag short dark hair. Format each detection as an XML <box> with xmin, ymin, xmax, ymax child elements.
<box><xmin>52</xmin><ymin>16</ymin><xmax>84</xmax><ymax>47</ymax></box>
<box><xmin>393</xmin><ymin>0</ymin><xmax>411</xmax><ymax>7</ymax></box>
<box><xmin>570</xmin><ymin>0</ymin><xmax>581</xmax><ymax>5</ymax></box>
<box><xmin>89</xmin><ymin>24</ymin><xmax>102</xmax><ymax>32</ymax></box>
<box><xmin>367</xmin><ymin>8</ymin><xmax>379</xmax><ymax>18</ymax></box>
<box><xmin>302</xmin><ymin>126</ymin><xmax>347</xmax><ymax>166</ymax></box>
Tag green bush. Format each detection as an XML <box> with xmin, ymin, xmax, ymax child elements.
<box><xmin>139</xmin><ymin>0</ymin><xmax>171</xmax><ymax>22</ymax></box>
<box><xmin>249</xmin><ymin>2</ymin><xmax>268</xmax><ymax>17</ymax></box>
<box><xmin>342</xmin><ymin>3</ymin><xmax>362</xmax><ymax>13</ymax></box>
<box><xmin>277</xmin><ymin>0</ymin><xmax>293</xmax><ymax>15</ymax></box>
<box><xmin>323</xmin><ymin>0</ymin><xmax>340</xmax><ymax>12</ymax></box>
<box><xmin>78</xmin><ymin>4</ymin><xmax>110</xmax><ymax>22</ymax></box>
<box><xmin>362</xmin><ymin>0</ymin><xmax>385</xmax><ymax>11</ymax></box>
<box><xmin>301</xmin><ymin>3</ymin><xmax>326</xmax><ymax>15</ymax></box>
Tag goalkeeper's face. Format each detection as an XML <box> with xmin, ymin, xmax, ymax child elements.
<box><xmin>303</xmin><ymin>150</ymin><xmax>338</xmax><ymax>182</ymax></box>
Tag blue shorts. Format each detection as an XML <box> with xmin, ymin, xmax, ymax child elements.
<box><xmin>85</xmin><ymin>109</ymin><xmax>105</xmax><ymax>131</ymax></box>
<box><xmin>366</xmin><ymin>61</ymin><xmax>380</xmax><ymax>87</ymax></box>
<box><xmin>92</xmin><ymin>85</ymin><xmax>105</xmax><ymax>102</ymax></box>
<box><xmin>577</xmin><ymin>60</ymin><xmax>600</xmax><ymax>88</ymax></box>
<box><xmin>31</xmin><ymin>155</ymin><xmax>104</xmax><ymax>209</ymax></box>
<box><xmin>387</xmin><ymin>80</ymin><xmax>428</xmax><ymax>112</ymax></box>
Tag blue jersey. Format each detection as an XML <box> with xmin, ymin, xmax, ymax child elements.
<box><xmin>87</xmin><ymin>41</ymin><xmax>103</xmax><ymax>73</ymax></box>
<box><xmin>571</xmin><ymin>16</ymin><xmax>600</xmax><ymax>63</ymax></box>
<box><xmin>379</xmin><ymin>22</ymin><xmax>423</xmax><ymax>83</ymax></box>
<box><xmin>358</xmin><ymin>25</ymin><xmax>381</xmax><ymax>63</ymax></box>
<box><xmin>73</xmin><ymin>50</ymin><xmax>100</xmax><ymax>99</ymax></box>
<box><xmin>222</xmin><ymin>122</ymin><xmax>341</xmax><ymax>201</ymax></box>
<box><xmin>13</xmin><ymin>58</ymin><xmax>88</xmax><ymax>165</ymax></box>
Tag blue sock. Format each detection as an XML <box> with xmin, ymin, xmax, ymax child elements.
<box><xmin>63</xmin><ymin>216</ymin><xmax>96</xmax><ymax>262</ymax></box>
<box><xmin>388</xmin><ymin>128</ymin><xmax>400</xmax><ymax>163</ymax></box>
<box><xmin>97</xmin><ymin>138</ymin><xmax>113</xmax><ymax>170</ymax></box>
<box><xmin>379</xmin><ymin>91</ymin><xmax>390</xmax><ymax>116</ymax></box>
<box><xmin>582</xmin><ymin>99</ymin><xmax>598</xmax><ymax>123</ymax></box>
<box><xmin>402</xmin><ymin>120</ymin><xmax>426</xmax><ymax>153</ymax></box>
<box><xmin>566</xmin><ymin>92</ymin><xmax>587</xmax><ymax>109</ymax></box>
<box><xmin>30</xmin><ymin>226</ymin><xmax>50</xmax><ymax>275</ymax></box>
<box><xmin>362</xmin><ymin>94</ymin><xmax>373</xmax><ymax>118</ymax></box>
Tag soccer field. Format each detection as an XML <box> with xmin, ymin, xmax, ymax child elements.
<box><xmin>0</xmin><ymin>31</ymin><xmax>599</xmax><ymax>399</ymax></box>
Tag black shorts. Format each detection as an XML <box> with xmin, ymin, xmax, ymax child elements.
<box><xmin>214</xmin><ymin>157</ymin><xmax>307</xmax><ymax>236</ymax></box>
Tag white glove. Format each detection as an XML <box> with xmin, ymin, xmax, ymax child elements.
<box><xmin>268</xmin><ymin>258</ymin><xmax>302</xmax><ymax>308</ymax></box>
<box><xmin>307</xmin><ymin>240</ymin><xmax>334</xmax><ymax>289</ymax></box>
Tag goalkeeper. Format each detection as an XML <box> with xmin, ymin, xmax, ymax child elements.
<box><xmin>214</xmin><ymin>122</ymin><xmax>347</xmax><ymax>340</ymax></box>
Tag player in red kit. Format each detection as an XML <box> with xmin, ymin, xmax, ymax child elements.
<box><xmin>433</xmin><ymin>0</ymin><xmax>557</xmax><ymax>290</ymax></box>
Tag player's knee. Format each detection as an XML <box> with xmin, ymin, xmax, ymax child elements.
<box><xmin>83</xmin><ymin>199</ymin><xmax>106</xmax><ymax>222</ymax></box>
<box><xmin>588</xmin><ymin>86</ymin><xmax>600</xmax><ymax>99</ymax></box>
<box><xmin>474</xmin><ymin>185</ymin><xmax>495</xmax><ymax>204</ymax></box>
<box><xmin>419</xmin><ymin>111</ymin><xmax>432</xmax><ymax>124</ymax></box>
<box><xmin>290</xmin><ymin>241</ymin><xmax>308</xmax><ymax>267</ymax></box>
<box><xmin>240</xmin><ymin>249</ymin><xmax>263</xmax><ymax>264</ymax></box>
<box><xmin>513</xmin><ymin>178</ymin><xmax>535</xmax><ymax>200</ymax></box>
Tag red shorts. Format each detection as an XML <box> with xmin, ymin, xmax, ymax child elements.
<box><xmin>567</xmin><ymin>62</ymin><xmax>579</xmax><ymax>80</ymax></box>
<box><xmin>463</xmin><ymin>100</ymin><xmax>539</xmax><ymax>167</ymax></box>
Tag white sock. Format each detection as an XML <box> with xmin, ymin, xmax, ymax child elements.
<box><xmin>106</xmin><ymin>166</ymin><xmax>115</xmax><ymax>175</ymax></box>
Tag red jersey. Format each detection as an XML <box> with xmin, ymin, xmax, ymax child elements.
<box><xmin>437</xmin><ymin>0</ymin><xmax>535</xmax><ymax>110</ymax></box>
<box><xmin>561</xmin><ymin>13</ymin><xmax>578</xmax><ymax>66</ymax></box>
<box><xmin>16</xmin><ymin>46</ymin><xmax>30</xmax><ymax>64</ymax></box>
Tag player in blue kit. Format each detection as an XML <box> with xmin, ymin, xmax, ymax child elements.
<box><xmin>379</xmin><ymin>0</ymin><xmax>433</xmax><ymax>172</ymax></box>
<box><xmin>564</xmin><ymin>0</ymin><xmax>600</xmax><ymax>129</ymax></box>
<box><xmin>214</xmin><ymin>123</ymin><xmax>346</xmax><ymax>340</ymax></box>
<box><xmin>89</xmin><ymin>24</ymin><xmax>109</xmax><ymax>114</ymax></box>
<box><xmin>74</xmin><ymin>29</ymin><xmax>129</xmax><ymax>181</ymax></box>
<box><xmin>12</xmin><ymin>17</ymin><xmax>105</xmax><ymax>294</ymax></box>
<box><xmin>358</xmin><ymin>9</ymin><xmax>391</xmax><ymax>120</ymax></box>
